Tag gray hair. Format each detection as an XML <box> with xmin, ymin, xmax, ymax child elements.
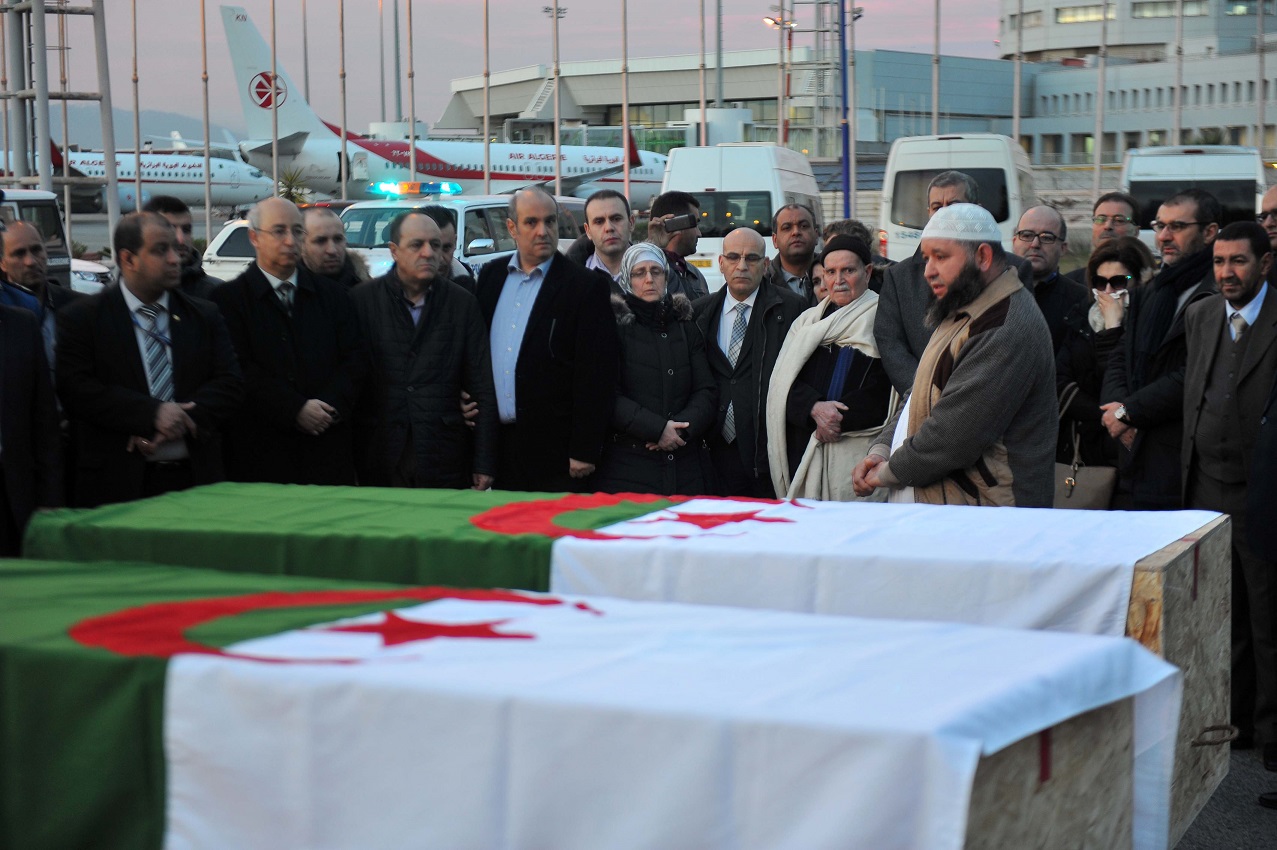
<box><xmin>927</xmin><ymin>171</ymin><xmax>980</xmax><ymax>205</ymax></box>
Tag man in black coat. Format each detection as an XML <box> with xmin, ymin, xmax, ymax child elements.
<box><xmin>694</xmin><ymin>227</ymin><xmax>806</xmax><ymax>497</ymax></box>
<box><xmin>476</xmin><ymin>187</ymin><xmax>619</xmax><ymax>492</ymax></box>
<box><xmin>351</xmin><ymin>211</ymin><xmax>498</xmax><ymax>490</ymax></box>
<box><xmin>1101</xmin><ymin>188</ymin><xmax>1219</xmax><ymax>509</ymax></box>
<box><xmin>0</xmin><ymin>304</ymin><xmax>62</xmax><ymax>553</ymax></box>
<box><xmin>0</xmin><ymin>220</ymin><xmax>83</xmax><ymax>384</ymax></box>
<box><xmin>143</xmin><ymin>196</ymin><xmax>223</xmax><ymax>299</ymax></box>
<box><xmin>56</xmin><ymin>213</ymin><xmax>243</xmax><ymax>508</ymax></box>
<box><xmin>211</xmin><ymin>197</ymin><xmax>367</xmax><ymax>485</ymax></box>
<box><xmin>300</xmin><ymin>206</ymin><xmax>370</xmax><ymax>289</ymax></box>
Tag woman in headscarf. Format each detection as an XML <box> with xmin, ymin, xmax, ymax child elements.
<box><xmin>766</xmin><ymin>236</ymin><xmax>895</xmax><ymax>500</ymax></box>
<box><xmin>594</xmin><ymin>243</ymin><xmax>717</xmax><ymax>495</ymax></box>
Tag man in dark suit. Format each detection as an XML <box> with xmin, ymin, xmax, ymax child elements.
<box><xmin>476</xmin><ymin>187</ymin><xmax>619</xmax><ymax>492</ymax></box>
<box><xmin>0</xmin><ymin>303</ymin><xmax>62</xmax><ymax>553</ymax></box>
<box><xmin>693</xmin><ymin>227</ymin><xmax>806</xmax><ymax>497</ymax></box>
<box><xmin>211</xmin><ymin>197</ymin><xmax>367</xmax><ymax>485</ymax></box>
<box><xmin>56</xmin><ymin>213</ymin><xmax>243</xmax><ymax>508</ymax></box>
<box><xmin>1102</xmin><ymin>188</ymin><xmax>1220</xmax><ymax>509</ymax></box>
<box><xmin>1183</xmin><ymin>221</ymin><xmax>1277</xmax><ymax>771</ymax></box>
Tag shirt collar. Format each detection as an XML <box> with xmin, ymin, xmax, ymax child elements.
<box><xmin>726</xmin><ymin>285</ymin><xmax>760</xmax><ymax>311</ymax></box>
<box><xmin>258</xmin><ymin>265</ymin><xmax>299</xmax><ymax>293</ymax></box>
<box><xmin>1228</xmin><ymin>281</ymin><xmax>1268</xmax><ymax>328</ymax></box>
<box><xmin>508</xmin><ymin>253</ymin><xmax>554</xmax><ymax>280</ymax></box>
<box><xmin>121</xmin><ymin>282</ymin><xmax>170</xmax><ymax>314</ymax></box>
<box><xmin>585</xmin><ymin>251</ymin><xmax>620</xmax><ymax>281</ymax></box>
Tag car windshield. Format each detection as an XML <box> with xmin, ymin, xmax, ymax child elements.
<box><xmin>1129</xmin><ymin>179</ymin><xmax>1257</xmax><ymax>228</ymax></box>
<box><xmin>688</xmin><ymin>191</ymin><xmax>774</xmax><ymax>238</ymax></box>
<box><xmin>889</xmin><ymin>168</ymin><xmax>1011</xmax><ymax>230</ymax></box>
<box><xmin>342</xmin><ymin>208</ymin><xmax>411</xmax><ymax>249</ymax></box>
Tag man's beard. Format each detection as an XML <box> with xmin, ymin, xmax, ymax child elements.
<box><xmin>178</xmin><ymin>244</ymin><xmax>201</xmax><ymax>275</ymax></box>
<box><xmin>925</xmin><ymin>259</ymin><xmax>985</xmax><ymax>327</ymax></box>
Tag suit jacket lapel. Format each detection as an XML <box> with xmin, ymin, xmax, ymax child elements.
<box><xmin>523</xmin><ymin>254</ymin><xmax>565</xmax><ymax>344</ymax></box>
<box><xmin>1238</xmin><ymin>289</ymin><xmax>1277</xmax><ymax>385</ymax></box>
<box><xmin>167</xmin><ymin>293</ymin><xmax>195</xmax><ymax>398</ymax></box>
<box><xmin>109</xmin><ymin>285</ymin><xmax>150</xmax><ymax>393</ymax></box>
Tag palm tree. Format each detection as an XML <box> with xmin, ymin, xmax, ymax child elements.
<box><xmin>277</xmin><ymin>167</ymin><xmax>311</xmax><ymax>204</ymax></box>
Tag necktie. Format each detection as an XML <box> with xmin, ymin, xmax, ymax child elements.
<box><xmin>727</xmin><ymin>302</ymin><xmax>748</xmax><ymax>367</ymax></box>
<box><xmin>1230</xmin><ymin>311</ymin><xmax>1248</xmax><ymax>341</ymax></box>
<box><xmin>136</xmin><ymin>303</ymin><xmax>173</xmax><ymax>402</ymax></box>
<box><xmin>722</xmin><ymin>303</ymin><xmax>749</xmax><ymax>443</ymax></box>
<box><xmin>278</xmin><ymin>281</ymin><xmax>295</xmax><ymax>315</ymax></box>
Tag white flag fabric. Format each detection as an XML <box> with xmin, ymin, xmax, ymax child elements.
<box><xmin>550</xmin><ymin>499</ymin><xmax>1218</xmax><ymax>636</ymax></box>
<box><xmin>164</xmin><ymin>593</ymin><xmax>1180</xmax><ymax>850</ymax></box>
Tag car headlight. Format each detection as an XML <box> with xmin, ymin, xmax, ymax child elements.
<box><xmin>72</xmin><ymin>270</ymin><xmax>96</xmax><ymax>282</ymax></box>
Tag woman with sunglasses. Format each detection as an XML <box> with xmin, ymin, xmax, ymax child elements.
<box><xmin>1055</xmin><ymin>236</ymin><xmax>1154</xmax><ymax>470</ymax></box>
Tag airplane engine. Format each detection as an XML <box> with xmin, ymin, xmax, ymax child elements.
<box><xmin>117</xmin><ymin>186</ymin><xmax>153</xmax><ymax>213</ymax></box>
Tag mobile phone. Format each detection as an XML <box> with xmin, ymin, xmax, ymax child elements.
<box><xmin>661</xmin><ymin>213</ymin><xmax>698</xmax><ymax>232</ymax></box>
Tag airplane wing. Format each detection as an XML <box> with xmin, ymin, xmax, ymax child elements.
<box><xmin>150</xmin><ymin>131</ymin><xmax>239</xmax><ymax>158</ymax></box>
<box><xmin>238</xmin><ymin>131</ymin><xmax>309</xmax><ymax>159</ymax></box>
<box><xmin>527</xmin><ymin>133</ymin><xmax>647</xmax><ymax>195</ymax></box>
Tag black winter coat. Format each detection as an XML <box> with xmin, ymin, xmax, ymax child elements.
<box><xmin>693</xmin><ymin>283</ymin><xmax>807</xmax><ymax>495</ymax></box>
<box><xmin>350</xmin><ymin>271</ymin><xmax>498</xmax><ymax>488</ymax></box>
<box><xmin>595</xmin><ymin>292</ymin><xmax>717</xmax><ymax>495</ymax></box>
<box><xmin>210</xmin><ymin>265</ymin><xmax>368</xmax><ymax>485</ymax></box>
<box><xmin>1100</xmin><ymin>265</ymin><xmax>1215</xmax><ymax>509</ymax></box>
<box><xmin>1055</xmin><ymin>300</ymin><xmax>1125</xmax><ymax>468</ymax></box>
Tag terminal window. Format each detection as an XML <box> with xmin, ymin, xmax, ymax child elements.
<box><xmin>1056</xmin><ymin>5</ymin><xmax>1116</xmax><ymax>23</ymax></box>
<box><xmin>1131</xmin><ymin>1</ymin><xmax>1209</xmax><ymax>17</ymax></box>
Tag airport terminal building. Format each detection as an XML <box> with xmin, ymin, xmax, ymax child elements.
<box><xmin>435</xmin><ymin>1</ymin><xmax>1277</xmax><ymax>167</ymax></box>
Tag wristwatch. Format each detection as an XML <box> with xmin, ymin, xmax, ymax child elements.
<box><xmin>1114</xmin><ymin>405</ymin><xmax>1131</xmax><ymax>425</ymax></box>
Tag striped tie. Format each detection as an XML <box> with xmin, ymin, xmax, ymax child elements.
<box><xmin>722</xmin><ymin>303</ymin><xmax>749</xmax><ymax>443</ymax></box>
<box><xmin>1230</xmin><ymin>311</ymin><xmax>1248</xmax><ymax>342</ymax></box>
<box><xmin>278</xmin><ymin>281</ymin><xmax>295</xmax><ymax>315</ymax></box>
<box><xmin>136</xmin><ymin>303</ymin><xmax>173</xmax><ymax>402</ymax></box>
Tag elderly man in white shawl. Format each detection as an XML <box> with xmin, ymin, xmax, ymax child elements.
<box><xmin>766</xmin><ymin>236</ymin><xmax>896</xmax><ymax>500</ymax></box>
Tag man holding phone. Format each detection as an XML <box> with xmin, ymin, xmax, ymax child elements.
<box><xmin>647</xmin><ymin>191</ymin><xmax>709</xmax><ymax>300</ymax></box>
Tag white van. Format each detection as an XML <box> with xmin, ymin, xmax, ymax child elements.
<box><xmin>660</xmin><ymin>144</ymin><xmax>823</xmax><ymax>292</ymax></box>
<box><xmin>877</xmin><ymin>134</ymin><xmax>1035</xmax><ymax>262</ymax></box>
<box><xmin>1121</xmin><ymin>145</ymin><xmax>1264</xmax><ymax>240</ymax></box>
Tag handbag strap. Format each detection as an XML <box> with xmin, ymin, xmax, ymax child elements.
<box><xmin>1057</xmin><ymin>381</ymin><xmax>1080</xmax><ymax>423</ymax></box>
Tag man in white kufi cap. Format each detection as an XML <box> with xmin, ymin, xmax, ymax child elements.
<box><xmin>852</xmin><ymin>203</ymin><xmax>1057</xmax><ymax>507</ymax></box>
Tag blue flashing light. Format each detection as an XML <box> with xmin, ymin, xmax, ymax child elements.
<box><xmin>368</xmin><ymin>180</ymin><xmax>463</xmax><ymax>198</ymax></box>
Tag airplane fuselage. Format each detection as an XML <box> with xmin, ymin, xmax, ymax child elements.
<box><xmin>66</xmin><ymin>152</ymin><xmax>276</xmax><ymax>209</ymax></box>
<box><xmin>241</xmin><ymin>135</ymin><xmax>666</xmax><ymax>208</ymax></box>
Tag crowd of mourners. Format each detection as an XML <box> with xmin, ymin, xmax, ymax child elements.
<box><xmin>0</xmin><ymin>172</ymin><xmax>1274</xmax><ymax>778</ymax></box>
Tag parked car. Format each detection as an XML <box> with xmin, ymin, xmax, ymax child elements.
<box><xmin>202</xmin><ymin>220</ymin><xmax>255</xmax><ymax>281</ymax></box>
<box><xmin>340</xmin><ymin>194</ymin><xmax>585</xmax><ymax>280</ymax></box>
<box><xmin>70</xmin><ymin>257</ymin><xmax>113</xmax><ymax>294</ymax></box>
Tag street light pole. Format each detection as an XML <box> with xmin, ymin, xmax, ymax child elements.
<box><xmin>932</xmin><ymin>0</ymin><xmax>940</xmax><ymax>134</ymax></box>
<box><xmin>764</xmin><ymin>6</ymin><xmax>795</xmax><ymax>146</ymax></box>
<box><xmin>543</xmin><ymin>5</ymin><xmax>567</xmax><ymax>196</ymax></box>
<box><xmin>1092</xmin><ymin>0</ymin><xmax>1109</xmax><ymax>199</ymax></box>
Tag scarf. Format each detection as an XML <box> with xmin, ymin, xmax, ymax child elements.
<box><xmin>766</xmin><ymin>292</ymin><xmax>893</xmax><ymax>500</ymax></box>
<box><xmin>1130</xmin><ymin>247</ymin><xmax>1210</xmax><ymax>388</ymax></box>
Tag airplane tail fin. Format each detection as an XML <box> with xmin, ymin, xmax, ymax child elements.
<box><xmin>220</xmin><ymin>6</ymin><xmax>328</xmax><ymax>141</ymax></box>
<box><xmin>627</xmin><ymin>131</ymin><xmax>644</xmax><ymax>169</ymax></box>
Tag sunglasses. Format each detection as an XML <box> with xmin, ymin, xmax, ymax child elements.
<box><xmin>1092</xmin><ymin>274</ymin><xmax>1134</xmax><ymax>289</ymax></box>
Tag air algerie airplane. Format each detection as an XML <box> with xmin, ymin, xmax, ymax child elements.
<box><xmin>1</xmin><ymin>144</ymin><xmax>276</xmax><ymax>213</ymax></box>
<box><xmin>221</xmin><ymin>5</ymin><xmax>667</xmax><ymax>207</ymax></box>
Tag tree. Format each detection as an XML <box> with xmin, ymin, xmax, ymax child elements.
<box><xmin>276</xmin><ymin>167</ymin><xmax>311</xmax><ymax>204</ymax></box>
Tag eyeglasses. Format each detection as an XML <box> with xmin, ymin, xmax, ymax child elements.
<box><xmin>1257</xmin><ymin>210</ymin><xmax>1277</xmax><ymax>223</ymax></box>
<box><xmin>722</xmin><ymin>253</ymin><xmax>765</xmax><ymax>266</ymax></box>
<box><xmin>254</xmin><ymin>225</ymin><xmax>306</xmax><ymax>240</ymax></box>
<box><xmin>1092</xmin><ymin>274</ymin><xmax>1134</xmax><ymax>290</ymax></box>
<box><xmin>1013</xmin><ymin>230</ymin><xmax>1061</xmax><ymax>245</ymax></box>
<box><xmin>629</xmin><ymin>267</ymin><xmax>667</xmax><ymax>280</ymax></box>
<box><xmin>1150</xmin><ymin>220</ymin><xmax>1201</xmax><ymax>234</ymax></box>
<box><xmin>1092</xmin><ymin>214</ymin><xmax>1134</xmax><ymax>227</ymax></box>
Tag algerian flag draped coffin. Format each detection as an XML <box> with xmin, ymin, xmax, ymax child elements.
<box><xmin>2</xmin><ymin>560</ymin><xmax>1180</xmax><ymax>850</ymax></box>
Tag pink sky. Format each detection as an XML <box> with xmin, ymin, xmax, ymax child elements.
<box><xmin>64</xmin><ymin>1</ymin><xmax>999</xmax><ymax>138</ymax></box>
